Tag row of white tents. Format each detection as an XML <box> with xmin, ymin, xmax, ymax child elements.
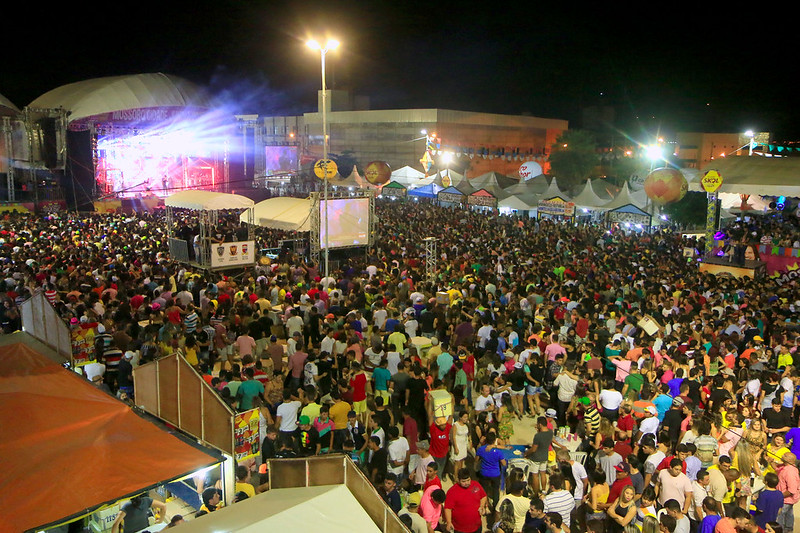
<box><xmin>382</xmin><ymin>165</ymin><xmax>650</xmax><ymax>215</ymax></box>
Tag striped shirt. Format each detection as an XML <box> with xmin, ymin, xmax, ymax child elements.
<box><xmin>184</xmin><ymin>311</ymin><xmax>199</xmax><ymax>332</ymax></box>
<box><xmin>543</xmin><ymin>489</ymin><xmax>575</xmax><ymax>526</ymax></box>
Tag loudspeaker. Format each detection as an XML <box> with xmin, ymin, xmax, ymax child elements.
<box><xmin>38</xmin><ymin>117</ymin><xmax>59</xmax><ymax>169</ymax></box>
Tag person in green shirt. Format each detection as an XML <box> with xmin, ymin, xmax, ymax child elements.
<box><xmin>622</xmin><ymin>364</ymin><xmax>645</xmax><ymax>401</ymax></box>
<box><xmin>237</xmin><ymin>368</ymin><xmax>265</xmax><ymax>411</ymax></box>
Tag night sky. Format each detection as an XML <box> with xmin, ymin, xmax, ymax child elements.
<box><xmin>5</xmin><ymin>2</ymin><xmax>799</xmax><ymax>139</ymax></box>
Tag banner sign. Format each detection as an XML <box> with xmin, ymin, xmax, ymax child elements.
<box><xmin>538</xmin><ymin>197</ymin><xmax>575</xmax><ymax>217</ymax></box>
<box><xmin>211</xmin><ymin>240</ymin><xmax>256</xmax><ymax>268</ymax></box>
<box><xmin>234</xmin><ymin>409</ymin><xmax>261</xmax><ymax>462</ymax></box>
<box><xmin>438</xmin><ymin>191</ymin><xmax>465</xmax><ymax>204</ymax></box>
<box><xmin>381</xmin><ymin>186</ymin><xmax>407</xmax><ymax>198</ymax></box>
<box><xmin>467</xmin><ymin>192</ymin><xmax>497</xmax><ymax>208</ymax></box>
<box><xmin>71</xmin><ymin>323</ymin><xmax>99</xmax><ymax>367</ymax></box>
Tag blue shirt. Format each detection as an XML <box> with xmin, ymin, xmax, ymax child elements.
<box><xmin>667</xmin><ymin>377</ymin><xmax>684</xmax><ymax>398</ymax></box>
<box><xmin>372</xmin><ymin>367</ymin><xmax>392</xmax><ymax>392</ymax></box>
<box><xmin>477</xmin><ymin>445</ymin><xmax>505</xmax><ymax>478</ymax></box>
<box><xmin>754</xmin><ymin>489</ymin><xmax>784</xmax><ymax>528</ymax></box>
<box><xmin>786</xmin><ymin>427</ymin><xmax>800</xmax><ymax>457</ymax></box>
<box><xmin>700</xmin><ymin>514</ymin><xmax>720</xmax><ymax>533</ymax></box>
<box><xmin>653</xmin><ymin>394</ymin><xmax>673</xmax><ymax>422</ymax></box>
<box><xmin>437</xmin><ymin>352</ymin><xmax>454</xmax><ymax>377</ymax></box>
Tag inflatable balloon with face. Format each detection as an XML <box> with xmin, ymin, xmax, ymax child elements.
<box><xmin>644</xmin><ymin>168</ymin><xmax>688</xmax><ymax>205</ymax></box>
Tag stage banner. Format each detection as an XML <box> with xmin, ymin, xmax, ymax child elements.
<box><xmin>233</xmin><ymin>408</ymin><xmax>261</xmax><ymax>462</ymax></box>
<box><xmin>211</xmin><ymin>240</ymin><xmax>256</xmax><ymax>268</ymax></box>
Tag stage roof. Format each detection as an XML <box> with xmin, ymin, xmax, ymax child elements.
<box><xmin>0</xmin><ymin>341</ymin><xmax>221</xmax><ymax>533</ymax></box>
<box><xmin>690</xmin><ymin>156</ymin><xmax>800</xmax><ymax>196</ymax></box>
<box><xmin>166</xmin><ymin>190</ymin><xmax>255</xmax><ymax>210</ymax></box>
<box><xmin>28</xmin><ymin>73</ymin><xmax>219</xmax><ymax>123</ymax></box>
<box><xmin>0</xmin><ymin>92</ymin><xmax>19</xmax><ymax>116</ymax></box>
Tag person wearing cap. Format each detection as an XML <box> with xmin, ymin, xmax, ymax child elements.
<box><xmin>297</xmin><ymin>415</ymin><xmax>320</xmax><ymax>456</ymax></box>
<box><xmin>661</xmin><ymin>396</ymin><xmax>687</xmax><ymax>446</ymax></box>
<box><xmin>399</xmin><ymin>495</ymin><xmax>430</xmax><ymax>533</ymax></box>
<box><xmin>635</xmin><ymin>405</ymin><xmax>661</xmax><ymax>448</ymax></box>
<box><xmin>607</xmin><ymin>460</ymin><xmax>633</xmax><ymax>504</ymax></box>
<box><xmin>116</xmin><ymin>350</ymin><xmax>136</xmax><ymax>399</ymax></box>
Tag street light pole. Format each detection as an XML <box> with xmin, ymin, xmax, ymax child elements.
<box><xmin>307</xmin><ymin>38</ymin><xmax>339</xmax><ymax>285</ymax></box>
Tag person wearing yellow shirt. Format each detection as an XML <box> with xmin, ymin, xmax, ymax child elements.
<box><xmin>777</xmin><ymin>346</ymin><xmax>793</xmax><ymax>369</ymax></box>
<box><xmin>235</xmin><ymin>465</ymin><xmax>256</xmax><ymax>498</ymax></box>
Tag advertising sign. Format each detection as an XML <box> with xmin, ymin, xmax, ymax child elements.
<box><xmin>468</xmin><ymin>190</ymin><xmax>497</xmax><ymax>208</ymax></box>
<box><xmin>71</xmin><ymin>323</ymin><xmax>99</xmax><ymax>367</ymax></box>
<box><xmin>211</xmin><ymin>240</ymin><xmax>256</xmax><ymax>268</ymax></box>
<box><xmin>518</xmin><ymin>161</ymin><xmax>542</xmax><ymax>180</ymax></box>
<box><xmin>314</xmin><ymin>159</ymin><xmax>338</xmax><ymax>179</ymax></box>
<box><xmin>700</xmin><ymin>170</ymin><xmax>723</xmax><ymax>193</ymax></box>
<box><xmin>538</xmin><ymin>197</ymin><xmax>575</xmax><ymax>217</ymax></box>
<box><xmin>234</xmin><ymin>409</ymin><xmax>261</xmax><ymax>462</ymax></box>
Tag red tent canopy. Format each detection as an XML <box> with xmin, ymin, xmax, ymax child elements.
<box><xmin>0</xmin><ymin>341</ymin><xmax>220</xmax><ymax>532</ymax></box>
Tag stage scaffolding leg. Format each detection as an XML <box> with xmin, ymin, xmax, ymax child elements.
<box><xmin>424</xmin><ymin>237</ymin><xmax>437</xmax><ymax>281</ymax></box>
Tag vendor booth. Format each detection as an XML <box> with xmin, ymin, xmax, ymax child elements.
<box><xmin>468</xmin><ymin>188</ymin><xmax>499</xmax><ymax>210</ymax></box>
<box><xmin>605</xmin><ymin>203</ymin><xmax>653</xmax><ymax>228</ymax></box>
<box><xmin>437</xmin><ymin>185</ymin><xmax>467</xmax><ymax>206</ymax></box>
<box><xmin>165</xmin><ymin>190</ymin><xmax>255</xmax><ymax>270</ymax></box>
<box><xmin>379</xmin><ymin>180</ymin><xmax>407</xmax><ymax>198</ymax></box>
<box><xmin>0</xmin><ymin>338</ymin><xmax>222</xmax><ymax>533</ymax></box>
<box><xmin>408</xmin><ymin>182</ymin><xmax>443</xmax><ymax>199</ymax></box>
<box><xmin>537</xmin><ymin>195</ymin><xmax>575</xmax><ymax>221</ymax></box>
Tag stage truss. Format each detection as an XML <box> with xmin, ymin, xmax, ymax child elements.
<box><xmin>424</xmin><ymin>237</ymin><xmax>438</xmax><ymax>280</ymax></box>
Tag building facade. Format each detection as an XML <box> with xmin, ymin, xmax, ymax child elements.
<box><xmin>254</xmin><ymin>91</ymin><xmax>569</xmax><ymax>180</ymax></box>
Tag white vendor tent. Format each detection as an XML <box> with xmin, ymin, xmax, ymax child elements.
<box><xmin>504</xmin><ymin>174</ymin><xmax>550</xmax><ymax>196</ymax></box>
<box><xmin>390</xmin><ymin>165</ymin><xmax>431</xmax><ymax>187</ymax></box>
<box><xmin>243</xmin><ymin>197</ymin><xmax>313</xmax><ymax>232</ymax></box>
<box><xmin>719</xmin><ymin>192</ymin><xmax>770</xmax><ymax>211</ymax></box>
<box><xmin>540</xmin><ymin>176</ymin><xmax>569</xmax><ymax>201</ymax></box>
<box><xmin>498</xmin><ymin>195</ymin><xmax>535</xmax><ymax>211</ymax></box>
<box><xmin>166</xmin><ymin>190</ymin><xmax>254</xmax><ymax>210</ymax></box>
<box><xmin>470</xmin><ymin>171</ymin><xmax>519</xmax><ymax>190</ymax></box>
<box><xmin>571</xmin><ymin>179</ymin><xmax>608</xmax><ymax>209</ymax></box>
<box><xmin>431</xmin><ymin>169</ymin><xmax>467</xmax><ymax>188</ymax></box>
<box><xmin>601</xmin><ymin>182</ymin><xmax>648</xmax><ymax>211</ymax></box>
<box><xmin>688</xmin><ymin>157</ymin><xmax>800</xmax><ymax>196</ymax></box>
<box><xmin>183</xmin><ymin>485</ymin><xmax>381</xmax><ymax>533</ymax></box>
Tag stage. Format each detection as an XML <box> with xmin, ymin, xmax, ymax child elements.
<box><xmin>698</xmin><ymin>256</ymin><xmax>767</xmax><ymax>279</ymax></box>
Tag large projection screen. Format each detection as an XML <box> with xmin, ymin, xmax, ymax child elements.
<box><xmin>320</xmin><ymin>198</ymin><xmax>370</xmax><ymax>249</ymax></box>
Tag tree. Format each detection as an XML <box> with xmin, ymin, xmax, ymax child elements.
<box><xmin>661</xmin><ymin>191</ymin><xmax>708</xmax><ymax>228</ymax></box>
<box><xmin>548</xmin><ymin>130</ymin><xmax>599</xmax><ymax>190</ymax></box>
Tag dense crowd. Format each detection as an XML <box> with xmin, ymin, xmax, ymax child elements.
<box><xmin>1</xmin><ymin>199</ymin><xmax>800</xmax><ymax>533</ymax></box>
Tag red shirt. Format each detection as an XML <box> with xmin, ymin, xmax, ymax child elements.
<box><xmin>429</xmin><ymin>422</ymin><xmax>452</xmax><ymax>459</ymax></box>
<box><xmin>607</xmin><ymin>476</ymin><xmax>633</xmax><ymax>504</ymax></box>
<box><xmin>617</xmin><ymin>414</ymin><xmax>635</xmax><ymax>442</ymax></box>
<box><xmin>350</xmin><ymin>372</ymin><xmax>368</xmax><ymax>402</ymax></box>
<box><xmin>445</xmin><ymin>481</ymin><xmax>486</xmax><ymax>533</ymax></box>
<box><xmin>656</xmin><ymin>455</ymin><xmax>687</xmax><ymax>473</ymax></box>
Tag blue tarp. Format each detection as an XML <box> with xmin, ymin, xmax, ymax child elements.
<box><xmin>408</xmin><ymin>183</ymin><xmax>443</xmax><ymax>198</ymax></box>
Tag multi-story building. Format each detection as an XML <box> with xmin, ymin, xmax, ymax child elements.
<box><xmin>250</xmin><ymin>90</ymin><xmax>568</xmax><ymax>180</ymax></box>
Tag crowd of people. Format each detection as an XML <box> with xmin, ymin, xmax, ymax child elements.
<box><xmin>2</xmin><ymin>198</ymin><xmax>800</xmax><ymax>533</ymax></box>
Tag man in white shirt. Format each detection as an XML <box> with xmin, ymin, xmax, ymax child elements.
<box><xmin>275</xmin><ymin>389</ymin><xmax>302</xmax><ymax>448</ymax></box>
<box><xmin>474</xmin><ymin>384</ymin><xmax>496</xmax><ymax>422</ymax></box>
<box><xmin>386</xmin><ymin>426</ymin><xmax>410</xmax><ymax>478</ymax></box>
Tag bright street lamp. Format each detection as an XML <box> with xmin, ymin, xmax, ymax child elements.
<box><xmin>306</xmin><ymin>38</ymin><xmax>339</xmax><ymax>284</ymax></box>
